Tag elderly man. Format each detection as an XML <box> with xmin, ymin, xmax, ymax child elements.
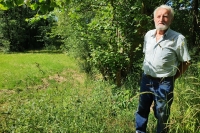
<box><xmin>135</xmin><ymin>5</ymin><xmax>191</xmax><ymax>133</ymax></box>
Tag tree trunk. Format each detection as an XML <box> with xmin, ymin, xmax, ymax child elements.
<box><xmin>116</xmin><ymin>69</ymin><xmax>121</xmax><ymax>87</ymax></box>
<box><xmin>192</xmin><ymin>0</ymin><xmax>198</xmax><ymax>46</ymax></box>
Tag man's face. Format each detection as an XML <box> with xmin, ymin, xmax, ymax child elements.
<box><xmin>154</xmin><ymin>8</ymin><xmax>173</xmax><ymax>31</ymax></box>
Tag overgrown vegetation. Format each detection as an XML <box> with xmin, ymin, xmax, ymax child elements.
<box><xmin>0</xmin><ymin>53</ymin><xmax>200</xmax><ymax>132</ymax></box>
<box><xmin>0</xmin><ymin>0</ymin><xmax>199</xmax><ymax>86</ymax></box>
<box><xmin>0</xmin><ymin>0</ymin><xmax>199</xmax><ymax>132</ymax></box>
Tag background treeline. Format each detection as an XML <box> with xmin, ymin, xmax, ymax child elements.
<box><xmin>0</xmin><ymin>0</ymin><xmax>199</xmax><ymax>86</ymax></box>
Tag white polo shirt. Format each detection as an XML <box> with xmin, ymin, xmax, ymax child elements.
<box><xmin>143</xmin><ymin>28</ymin><xmax>191</xmax><ymax>78</ymax></box>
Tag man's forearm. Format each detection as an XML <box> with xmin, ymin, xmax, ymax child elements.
<box><xmin>174</xmin><ymin>61</ymin><xmax>191</xmax><ymax>80</ymax></box>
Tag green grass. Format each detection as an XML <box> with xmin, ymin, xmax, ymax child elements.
<box><xmin>0</xmin><ymin>52</ymin><xmax>138</xmax><ymax>133</ymax></box>
<box><xmin>0</xmin><ymin>53</ymin><xmax>79</xmax><ymax>90</ymax></box>
<box><xmin>0</xmin><ymin>52</ymin><xmax>200</xmax><ymax>133</ymax></box>
<box><xmin>169</xmin><ymin>65</ymin><xmax>200</xmax><ymax>133</ymax></box>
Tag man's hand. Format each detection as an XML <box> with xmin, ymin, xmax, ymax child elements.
<box><xmin>174</xmin><ymin>61</ymin><xmax>191</xmax><ymax>80</ymax></box>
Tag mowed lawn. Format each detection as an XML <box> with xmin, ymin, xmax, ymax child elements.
<box><xmin>0</xmin><ymin>52</ymin><xmax>81</xmax><ymax>90</ymax></box>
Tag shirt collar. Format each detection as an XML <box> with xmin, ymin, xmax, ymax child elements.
<box><xmin>151</xmin><ymin>28</ymin><xmax>171</xmax><ymax>37</ymax></box>
<box><xmin>164</xmin><ymin>28</ymin><xmax>171</xmax><ymax>36</ymax></box>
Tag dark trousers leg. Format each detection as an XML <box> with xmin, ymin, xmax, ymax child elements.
<box><xmin>135</xmin><ymin>74</ymin><xmax>174</xmax><ymax>133</ymax></box>
<box><xmin>135</xmin><ymin>74</ymin><xmax>154</xmax><ymax>133</ymax></box>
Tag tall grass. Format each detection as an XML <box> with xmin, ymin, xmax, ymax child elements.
<box><xmin>146</xmin><ymin>62</ymin><xmax>200</xmax><ymax>133</ymax></box>
<box><xmin>0</xmin><ymin>53</ymin><xmax>200</xmax><ymax>132</ymax></box>
<box><xmin>168</xmin><ymin>62</ymin><xmax>200</xmax><ymax>132</ymax></box>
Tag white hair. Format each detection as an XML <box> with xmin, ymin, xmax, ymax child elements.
<box><xmin>153</xmin><ymin>5</ymin><xmax>174</xmax><ymax>19</ymax></box>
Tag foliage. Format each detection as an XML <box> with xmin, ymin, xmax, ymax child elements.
<box><xmin>57</xmin><ymin>0</ymin><xmax>149</xmax><ymax>86</ymax></box>
<box><xmin>45</xmin><ymin>0</ymin><xmax>199</xmax><ymax>86</ymax></box>
<box><xmin>170</xmin><ymin>0</ymin><xmax>200</xmax><ymax>59</ymax></box>
<box><xmin>0</xmin><ymin>5</ymin><xmax>61</xmax><ymax>52</ymax></box>
<box><xmin>0</xmin><ymin>0</ymin><xmax>24</xmax><ymax>10</ymax></box>
<box><xmin>0</xmin><ymin>6</ymin><xmax>31</xmax><ymax>52</ymax></box>
<box><xmin>170</xmin><ymin>0</ymin><xmax>194</xmax><ymax>45</ymax></box>
<box><xmin>0</xmin><ymin>0</ymin><xmax>199</xmax><ymax>86</ymax></box>
<box><xmin>0</xmin><ymin>0</ymin><xmax>70</xmax><ymax>14</ymax></box>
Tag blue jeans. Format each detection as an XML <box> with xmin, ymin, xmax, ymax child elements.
<box><xmin>135</xmin><ymin>73</ymin><xmax>174</xmax><ymax>133</ymax></box>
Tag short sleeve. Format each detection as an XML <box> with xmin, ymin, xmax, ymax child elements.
<box><xmin>143</xmin><ymin>30</ymin><xmax>152</xmax><ymax>54</ymax></box>
<box><xmin>176</xmin><ymin>35</ymin><xmax>191</xmax><ymax>62</ymax></box>
<box><xmin>143</xmin><ymin>35</ymin><xmax>147</xmax><ymax>53</ymax></box>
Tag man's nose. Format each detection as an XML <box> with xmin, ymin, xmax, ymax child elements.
<box><xmin>159</xmin><ymin>16</ymin><xmax>164</xmax><ymax>21</ymax></box>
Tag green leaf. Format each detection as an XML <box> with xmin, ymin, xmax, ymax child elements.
<box><xmin>39</xmin><ymin>0</ymin><xmax>44</xmax><ymax>3</ymax></box>
<box><xmin>40</xmin><ymin>4</ymin><xmax>49</xmax><ymax>14</ymax></box>
<box><xmin>0</xmin><ymin>3</ymin><xmax>9</xmax><ymax>10</ymax></box>
<box><xmin>2</xmin><ymin>1</ymin><xmax>15</xmax><ymax>8</ymax></box>
<box><xmin>131</xmin><ymin>6</ymin><xmax>138</xmax><ymax>10</ymax></box>
<box><xmin>0</xmin><ymin>1</ymin><xmax>15</xmax><ymax>9</ymax></box>
<box><xmin>65</xmin><ymin>0</ymin><xmax>70</xmax><ymax>5</ymax></box>
<box><xmin>14</xmin><ymin>0</ymin><xmax>24</xmax><ymax>6</ymax></box>
<box><xmin>30</xmin><ymin>3</ymin><xmax>38</xmax><ymax>10</ymax></box>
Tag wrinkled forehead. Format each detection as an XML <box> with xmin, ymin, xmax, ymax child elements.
<box><xmin>155</xmin><ymin>8</ymin><xmax>170</xmax><ymax>16</ymax></box>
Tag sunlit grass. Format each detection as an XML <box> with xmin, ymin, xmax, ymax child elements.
<box><xmin>0</xmin><ymin>53</ymin><xmax>79</xmax><ymax>90</ymax></box>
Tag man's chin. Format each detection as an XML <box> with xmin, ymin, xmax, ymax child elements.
<box><xmin>155</xmin><ymin>25</ymin><xmax>169</xmax><ymax>31</ymax></box>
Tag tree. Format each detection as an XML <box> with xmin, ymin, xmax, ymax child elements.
<box><xmin>0</xmin><ymin>6</ymin><xmax>33</xmax><ymax>51</ymax></box>
<box><xmin>192</xmin><ymin>0</ymin><xmax>200</xmax><ymax>56</ymax></box>
<box><xmin>0</xmin><ymin>0</ymin><xmax>72</xmax><ymax>15</ymax></box>
<box><xmin>57</xmin><ymin>0</ymin><xmax>169</xmax><ymax>86</ymax></box>
<box><xmin>170</xmin><ymin>0</ymin><xmax>200</xmax><ymax>58</ymax></box>
<box><xmin>0</xmin><ymin>5</ymin><xmax>60</xmax><ymax>52</ymax></box>
<box><xmin>1</xmin><ymin>0</ymin><xmax>199</xmax><ymax>86</ymax></box>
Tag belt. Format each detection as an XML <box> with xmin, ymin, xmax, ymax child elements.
<box><xmin>145</xmin><ymin>74</ymin><xmax>164</xmax><ymax>81</ymax></box>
